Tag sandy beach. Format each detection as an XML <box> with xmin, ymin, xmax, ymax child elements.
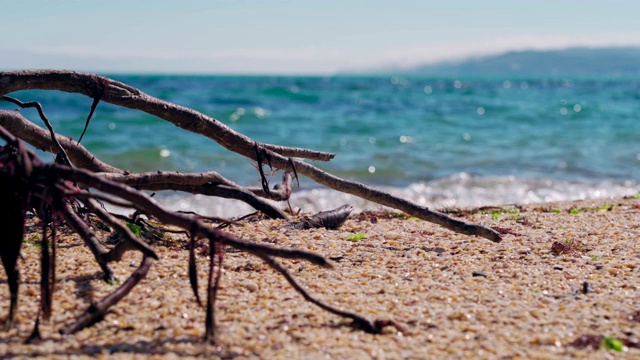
<box><xmin>1</xmin><ymin>196</ymin><xmax>640</xmax><ymax>359</ymax></box>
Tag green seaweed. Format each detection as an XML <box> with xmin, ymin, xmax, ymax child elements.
<box><xmin>390</xmin><ymin>211</ymin><xmax>410</xmax><ymax>219</ymax></box>
<box><xmin>346</xmin><ymin>233</ymin><xmax>366</xmax><ymax>242</ymax></box>
<box><xmin>106</xmin><ymin>278</ymin><xmax>122</xmax><ymax>286</ymax></box>
<box><xmin>602</xmin><ymin>337</ymin><xmax>624</xmax><ymax>351</ymax></box>
<box><xmin>23</xmin><ymin>239</ymin><xmax>41</xmax><ymax>247</ymax></box>
<box><xmin>23</xmin><ymin>236</ymin><xmax>52</xmax><ymax>248</ymax></box>
<box><xmin>126</xmin><ymin>223</ymin><xmax>142</xmax><ymax>237</ymax></box>
<box><xmin>485</xmin><ymin>208</ymin><xmax>519</xmax><ymax>220</ymax></box>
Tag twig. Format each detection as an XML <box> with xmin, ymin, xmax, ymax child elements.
<box><xmin>0</xmin><ymin>110</ymin><xmax>121</xmax><ymax>173</ymax></box>
<box><xmin>256</xmin><ymin>254</ymin><xmax>400</xmax><ymax>334</ymax></box>
<box><xmin>35</xmin><ymin>165</ymin><xmax>332</xmax><ymax>268</ymax></box>
<box><xmin>77</xmin><ymin>76</ymin><xmax>108</xmax><ymax>143</ymax></box>
<box><xmin>60</xmin><ymin>255</ymin><xmax>155</xmax><ymax>335</ymax></box>
<box><xmin>1</xmin><ymin>96</ymin><xmax>71</xmax><ymax>167</ymax></box>
<box><xmin>188</xmin><ymin>222</ymin><xmax>202</xmax><ymax>306</ymax></box>
<box><xmin>0</xmin><ymin>110</ymin><xmax>288</xmax><ymax>218</ymax></box>
<box><xmin>70</xmin><ymin>191</ymin><xmax>135</xmax><ymax>208</ymax></box>
<box><xmin>62</xmin><ymin>204</ymin><xmax>115</xmax><ymax>282</ymax></box>
<box><xmin>81</xmin><ymin>198</ymin><xmax>158</xmax><ymax>261</ymax></box>
<box><xmin>205</xmin><ymin>239</ymin><xmax>224</xmax><ymax>343</ymax></box>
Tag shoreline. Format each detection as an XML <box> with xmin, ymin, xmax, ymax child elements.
<box><xmin>1</xmin><ymin>196</ymin><xmax>640</xmax><ymax>358</ymax></box>
<box><xmin>156</xmin><ymin>175</ymin><xmax>640</xmax><ymax>219</ymax></box>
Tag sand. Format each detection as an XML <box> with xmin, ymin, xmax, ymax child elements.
<box><xmin>1</xmin><ymin>196</ymin><xmax>640</xmax><ymax>359</ymax></box>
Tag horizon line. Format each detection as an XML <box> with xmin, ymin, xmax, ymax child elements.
<box><xmin>3</xmin><ymin>44</ymin><xmax>640</xmax><ymax>77</ymax></box>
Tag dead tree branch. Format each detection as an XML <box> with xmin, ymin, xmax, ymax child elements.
<box><xmin>0</xmin><ymin>109</ymin><xmax>289</xmax><ymax>218</ymax></box>
<box><xmin>0</xmin><ymin>70</ymin><xmax>335</xmax><ymax>161</ymax></box>
<box><xmin>1</xmin><ymin>126</ymin><xmax>401</xmax><ymax>342</ymax></box>
<box><xmin>0</xmin><ymin>70</ymin><xmax>501</xmax><ymax>242</ymax></box>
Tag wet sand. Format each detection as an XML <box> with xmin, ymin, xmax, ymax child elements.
<box><xmin>1</xmin><ymin>197</ymin><xmax>640</xmax><ymax>359</ymax></box>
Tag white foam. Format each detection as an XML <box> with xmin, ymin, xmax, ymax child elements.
<box><xmin>147</xmin><ymin>173</ymin><xmax>640</xmax><ymax>217</ymax></box>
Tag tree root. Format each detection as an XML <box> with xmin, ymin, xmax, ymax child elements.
<box><xmin>0</xmin><ymin>70</ymin><xmax>500</xmax><ymax>242</ymax></box>
<box><xmin>0</xmin><ymin>69</ymin><xmax>504</xmax><ymax>344</ymax></box>
<box><xmin>1</xmin><ymin>127</ymin><xmax>397</xmax><ymax>342</ymax></box>
<box><xmin>0</xmin><ymin>110</ymin><xmax>288</xmax><ymax>218</ymax></box>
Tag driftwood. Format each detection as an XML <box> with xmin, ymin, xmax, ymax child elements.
<box><xmin>0</xmin><ymin>70</ymin><xmax>501</xmax><ymax>242</ymax></box>
<box><xmin>0</xmin><ymin>109</ymin><xmax>289</xmax><ymax>219</ymax></box>
<box><xmin>0</xmin><ymin>127</ymin><xmax>401</xmax><ymax>343</ymax></box>
<box><xmin>0</xmin><ymin>69</ymin><xmax>501</xmax><ymax>343</ymax></box>
<box><xmin>290</xmin><ymin>204</ymin><xmax>354</xmax><ymax>229</ymax></box>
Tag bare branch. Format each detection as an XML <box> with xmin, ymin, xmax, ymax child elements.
<box><xmin>101</xmin><ymin>170</ymin><xmax>235</xmax><ymax>186</ymax></box>
<box><xmin>0</xmin><ymin>110</ymin><xmax>121</xmax><ymax>173</ymax></box>
<box><xmin>77</xmin><ymin>76</ymin><xmax>108</xmax><ymax>144</ymax></box>
<box><xmin>0</xmin><ymin>70</ymin><xmax>501</xmax><ymax>242</ymax></box>
<box><xmin>102</xmin><ymin>170</ymin><xmax>294</xmax><ymax>205</ymax></box>
<box><xmin>0</xmin><ymin>67</ymin><xmax>506</xmax><ymax>345</ymax></box>
<box><xmin>138</xmin><ymin>183</ymin><xmax>288</xmax><ymax>219</ymax></box>
<box><xmin>34</xmin><ymin>165</ymin><xmax>332</xmax><ymax>268</ymax></box>
<box><xmin>255</xmin><ymin>254</ymin><xmax>397</xmax><ymax>334</ymax></box>
<box><xmin>81</xmin><ymin>198</ymin><xmax>158</xmax><ymax>261</ymax></box>
<box><xmin>60</xmin><ymin>255</ymin><xmax>155</xmax><ymax>335</ymax></box>
<box><xmin>0</xmin><ymin>110</ymin><xmax>288</xmax><ymax>218</ymax></box>
<box><xmin>0</xmin><ymin>96</ymin><xmax>71</xmax><ymax>167</ymax></box>
<box><xmin>1</xmin><ymin>125</ymin><xmax>344</xmax><ymax>341</ymax></box>
<box><xmin>62</xmin><ymin>204</ymin><xmax>115</xmax><ymax>282</ymax></box>
<box><xmin>0</xmin><ymin>70</ymin><xmax>335</xmax><ymax>162</ymax></box>
<box><xmin>70</xmin><ymin>192</ymin><xmax>135</xmax><ymax>208</ymax></box>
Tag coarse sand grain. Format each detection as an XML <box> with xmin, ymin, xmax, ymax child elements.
<box><xmin>1</xmin><ymin>197</ymin><xmax>640</xmax><ymax>359</ymax></box>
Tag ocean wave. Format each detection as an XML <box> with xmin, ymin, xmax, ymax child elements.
<box><xmin>149</xmin><ymin>173</ymin><xmax>640</xmax><ymax>218</ymax></box>
<box><xmin>262</xmin><ymin>86</ymin><xmax>320</xmax><ymax>103</ymax></box>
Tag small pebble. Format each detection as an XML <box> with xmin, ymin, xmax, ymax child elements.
<box><xmin>244</xmin><ymin>281</ymin><xmax>259</xmax><ymax>292</ymax></box>
<box><xmin>434</xmin><ymin>247</ymin><xmax>446</xmax><ymax>255</ymax></box>
<box><xmin>553</xmin><ymin>266</ymin><xmax>563</xmax><ymax>271</ymax></box>
<box><xmin>8</xmin><ymin>197</ymin><xmax>639</xmax><ymax>358</ymax></box>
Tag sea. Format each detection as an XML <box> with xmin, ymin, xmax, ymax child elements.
<box><xmin>2</xmin><ymin>74</ymin><xmax>640</xmax><ymax>217</ymax></box>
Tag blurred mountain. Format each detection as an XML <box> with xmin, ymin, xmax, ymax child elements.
<box><xmin>401</xmin><ymin>47</ymin><xmax>640</xmax><ymax>76</ymax></box>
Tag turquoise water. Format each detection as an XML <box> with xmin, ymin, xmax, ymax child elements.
<box><xmin>3</xmin><ymin>75</ymin><xmax>640</xmax><ymax>215</ymax></box>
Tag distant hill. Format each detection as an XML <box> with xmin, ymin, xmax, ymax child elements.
<box><xmin>405</xmin><ymin>47</ymin><xmax>640</xmax><ymax>76</ymax></box>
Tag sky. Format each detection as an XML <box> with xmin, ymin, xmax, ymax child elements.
<box><xmin>2</xmin><ymin>0</ymin><xmax>640</xmax><ymax>74</ymax></box>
